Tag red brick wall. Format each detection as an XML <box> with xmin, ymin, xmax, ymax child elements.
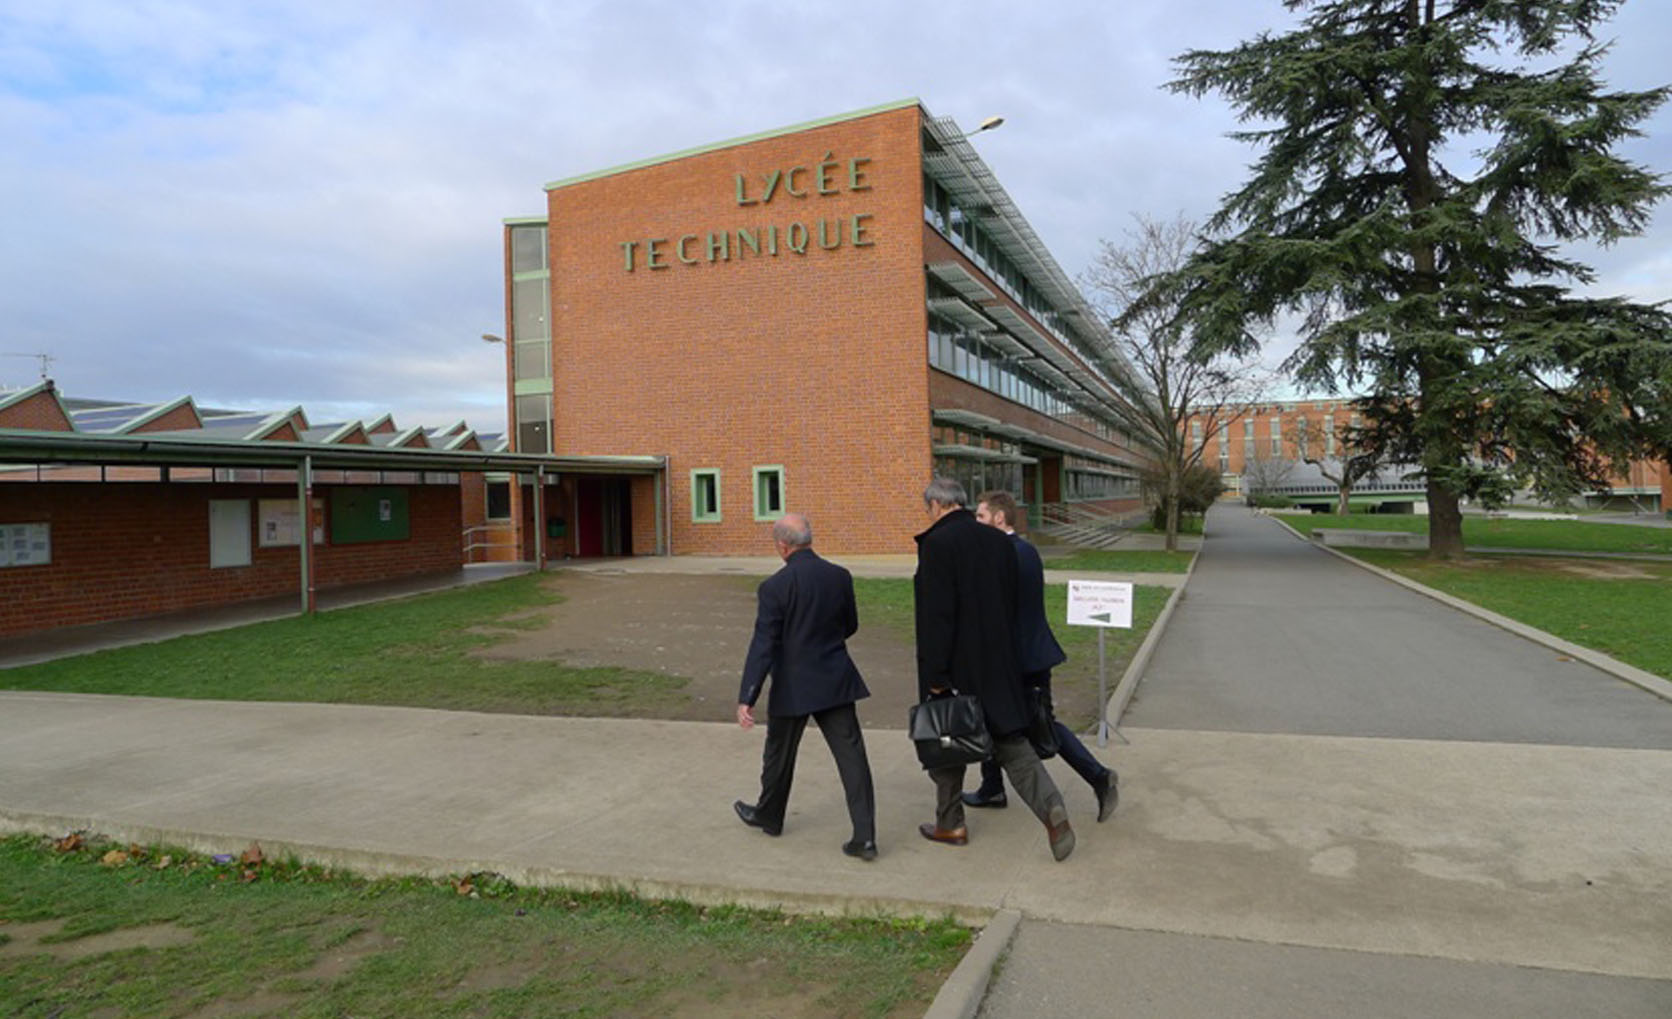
<box><xmin>928</xmin><ymin>372</ymin><xmax>1134</xmax><ymax>462</ymax></box>
<box><xmin>544</xmin><ymin>105</ymin><xmax>930</xmax><ymax>555</ymax></box>
<box><xmin>0</xmin><ymin>391</ymin><xmax>72</xmax><ymax>431</ymax></box>
<box><xmin>132</xmin><ymin>404</ymin><xmax>201</xmax><ymax>432</ymax></box>
<box><xmin>0</xmin><ymin>483</ymin><xmax>462</xmax><ymax>638</ymax></box>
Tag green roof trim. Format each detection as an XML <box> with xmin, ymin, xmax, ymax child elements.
<box><xmin>502</xmin><ymin>215</ymin><xmax>549</xmax><ymax>226</ymax></box>
<box><xmin>543</xmin><ymin>98</ymin><xmax>921</xmax><ymax>192</ymax></box>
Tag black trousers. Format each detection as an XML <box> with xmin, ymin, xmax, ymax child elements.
<box><xmin>755</xmin><ymin>702</ymin><xmax>875</xmax><ymax>842</ymax></box>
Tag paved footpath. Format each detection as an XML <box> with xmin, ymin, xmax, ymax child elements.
<box><xmin>979</xmin><ymin>506</ymin><xmax>1672</xmax><ymax>1016</ymax></box>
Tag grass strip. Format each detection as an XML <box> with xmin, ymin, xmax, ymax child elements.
<box><xmin>0</xmin><ymin>832</ymin><xmax>968</xmax><ymax>1018</ymax></box>
<box><xmin>1274</xmin><ymin>513</ymin><xmax>1672</xmax><ymax>555</ymax></box>
<box><xmin>0</xmin><ymin>575</ymin><xmax>690</xmax><ymax>718</ymax></box>
<box><xmin>1343</xmin><ymin>549</ymin><xmax>1672</xmax><ymax>679</ymax></box>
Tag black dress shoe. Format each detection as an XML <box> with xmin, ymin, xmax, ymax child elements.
<box><xmin>733</xmin><ymin>799</ymin><xmax>781</xmax><ymax>836</ymax></box>
<box><xmin>1093</xmin><ymin>769</ymin><xmax>1118</xmax><ymax>824</ymax></box>
<box><xmin>842</xmin><ymin>839</ymin><xmax>878</xmax><ymax>861</ymax></box>
<box><xmin>961</xmin><ymin>789</ymin><xmax>1008</xmax><ymax>809</ymax></box>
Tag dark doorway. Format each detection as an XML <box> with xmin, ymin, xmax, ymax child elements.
<box><xmin>575</xmin><ymin>477</ymin><xmax>633</xmax><ymax>557</ymax></box>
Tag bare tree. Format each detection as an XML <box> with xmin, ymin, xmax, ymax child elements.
<box><xmin>1292</xmin><ymin>415</ymin><xmax>1381</xmax><ymax>515</ymax></box>
<box><xmin>1080</xmin><ymin>214</ymin><xmax>1265</xmax><ymax>550</ymax></box>
<box><xmin>1240</xmin><ymin>452</ymin><xmax>1297</xmax><ymax>503</ymax></box>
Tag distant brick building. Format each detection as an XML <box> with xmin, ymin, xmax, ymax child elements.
<box><xmin>1187</xmin><ymin>397</ymin><xmax>1667</xmax><ymax>511</ymax></box>
<box><xmin>500</xmin><ymin>100</ymin><xmax>1145</xmax><ymax>555</ymax></box>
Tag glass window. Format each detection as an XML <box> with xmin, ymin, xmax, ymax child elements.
<box><xmin>692</xmin><ymin>469</ymin><xmax>721</xmax><ymax>523</ymax></box>
<box><xmin>514</xmin><ymin>341</ymin><xmax>548</xmax><ymax>380</ymax></box>
<box><xmin>515</xmin><ymin>395</ymin><xmax>549</xmax><ymax>454</ymax></box>
<box><xmin>510</xmin><ymin>225</ymin><xmax>546</xmax><ymax>273</ymax></box>
<box><xmin>513</xmin><ymin>278</ymin><xmax>548</xmax><ymax>342</ymax></box>
<box><xmin>753</xmin><ymin>466</ymin><xmax>785</xmax><ymax>521</ymax></box>
<box><xmin>486</xmin><ymin>480</ymin><xmax>511</xmax><ymax>521</ymax></box>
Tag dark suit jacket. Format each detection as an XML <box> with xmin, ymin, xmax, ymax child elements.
<box><xmin>1011</xmin><ymin>533</ymin><xmax>1067</xmax><ymax>675</ymax></box>
<box><xmin>738</xmin><ymin>548</ymin><xmax>869</xmax><ymax>718</ymax></box>
<box><xmin>913</xmin><ymin>508</ymin><xmax>1030</xmax><ymax>737</ymax></box>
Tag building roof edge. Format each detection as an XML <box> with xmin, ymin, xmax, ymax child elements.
<box><xmin>542</xmin><ymin>98</ymin><xmax>922</xmax><ymax>192</ymax></box>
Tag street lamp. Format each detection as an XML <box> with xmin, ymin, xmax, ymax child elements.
<box><xmin>482</xmin><ymin>334</ymin><xmax>504</xmax><ymax>344</ymax></box>
<box><xmin>973</xmin><ymin>116</ymin><xmax>1005</xmax><ymax>134</ymax></box>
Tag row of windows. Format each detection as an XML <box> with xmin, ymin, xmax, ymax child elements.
<box><xmin>923</xmin><ymin>174</ymin><xmax>1075</xmax><ymax>343</ymax></box>
<box><xmin>927</xmin><ymin>309</ymin><xmax>1122</xmax><ymax>443</ymax></box>
<box><xmin>690</xmin><ymin>466</ymin><xmax>784</xmax><ymax>523</ymax></box>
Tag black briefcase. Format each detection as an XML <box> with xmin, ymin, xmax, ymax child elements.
<box><xmin>908</xmin><ymin>694</ymin><xmax>994</xmax><ymax>770</ymax></box>
<box><xmin>1027</xmin><ymin>686</ymin><xmax>1059</xmax><ymax>760</ymax></box>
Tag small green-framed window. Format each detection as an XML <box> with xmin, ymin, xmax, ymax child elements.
<box><xmin>692</xmin><ymin>469</ymin><xmax>721</xmax><ymax>523</ymax></box>
<box><xmin>753</xmin><ymin>466</ymin><xmax>785</xmax><ymax>521</ymax></box>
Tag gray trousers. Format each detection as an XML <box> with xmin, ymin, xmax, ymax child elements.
<box><xmin>929</xmin><ymin>732</ymin><xmax>1064</xmax><ymax>832</ymax></box>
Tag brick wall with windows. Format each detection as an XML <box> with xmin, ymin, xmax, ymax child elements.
<box><xmin>0</xmin><ymin>483</ymin><xmax>461</xmax><ymax>638</ymax></box>
<box><xmin>543</xmin><ymin>105</ymin><xmax>930</xmax><ymax>555</ymax></box>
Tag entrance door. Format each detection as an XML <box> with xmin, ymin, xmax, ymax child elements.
<box><xmin>575</xmin><ymin>477</ymin><xmax>633</xmax><ymax>557</ymax></box>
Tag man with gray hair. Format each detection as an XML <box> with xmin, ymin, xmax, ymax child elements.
<box><xmin>914</xmin><ymin>478</ymin><xmax>1075</xmax><ymax>861</ymax></box>
<box><xmin>734</xmin><ymin>512</ymin><xmax>878</xmax><ymax>860</ymax></box>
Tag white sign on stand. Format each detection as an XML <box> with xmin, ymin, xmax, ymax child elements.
<box><xmin>1065</xmin><ymin>579</ymin><xmax>1134</xmax><ymax>746</ymax></box>
<box><xmin>1067</xmin><ymin>580</ymin><xmax>1134</xmax><ymax>628</ymax></box>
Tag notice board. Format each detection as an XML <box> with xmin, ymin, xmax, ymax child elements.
<box><xmin>329</xmin><ymin>487</ymin><xmax>409</xmax><ymax>544</ymax></box>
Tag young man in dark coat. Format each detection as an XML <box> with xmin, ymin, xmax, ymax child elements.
<box><xmin>963</xmin><ymin>490</ymin><xmax>1117</xmax><ymax>822</ymax></box>
<box><xmin>913</xmin><ymin>477</ymin><xmax>1075</xmax><ymax>861</ymax></box>
<box><xmin>734</xmin><ymin>513</ymin><xmax>878</xmax><ymax>860</ymax></box>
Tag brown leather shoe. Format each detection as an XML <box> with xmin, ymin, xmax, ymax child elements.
<box><xmin>918</xmin><ymin>822</ymin><xmax>969</xmax><ymax>846</ymax></box>
<box><xmin>1046</xmin><ymin>803</ymin><xmax>1075</xmax><ymax>862</ymax></box>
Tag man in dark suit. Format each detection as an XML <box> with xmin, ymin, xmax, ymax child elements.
<box><xmin>963</xmin><ymin>490</ymin><xmax>1117</xmax><ymax>822</ymax></box>
<box><xmin>733</xmin><ymin>513</ymin><xmax>877</xmax><ymax>860</ymax></box>
<box><xmin>914</xmin><ymin>477</ymin><xmax>1075</xmax><ymax>862</ymax></box>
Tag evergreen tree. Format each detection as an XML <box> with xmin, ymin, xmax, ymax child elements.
<box><xmin>1162</xmin><ymin>0</ymin><xmax>1672</xmax><ymax>556</ymax></box>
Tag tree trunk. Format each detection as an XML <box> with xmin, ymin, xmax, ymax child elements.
<box><xmin>1426</xmin><ymin>481</ymin><xmax>1465</xmax><ymax>558</ymax></box>
<box><xmin>1164</xmin><ymin>474</ymin><xmax>1181</xmax><ymax>552</ymax></box>
<box><xmin>1336</xmin><ymin>482</ymin><xmax>1350</xmax><ymax>515</ymax></box>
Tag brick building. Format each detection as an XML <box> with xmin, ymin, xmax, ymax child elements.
<box><xmin>501</xmin><ymin>100</ymin><xmax>1145</xmax><ymax>556</ymax></box>
<box><xmin>0</xmin><ymin>384</ymin><xmax>660</xmax><ymax>639</ymax></box>
<box><xmin>1187</xmin><ymin>397</ymin><xmax>1668</xmax><ymax>512</ymax></box>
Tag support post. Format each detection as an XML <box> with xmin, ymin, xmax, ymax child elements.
<box><xmin>533</xmin><ymin>466</ymin><xmax>546</xmax><ymax>569</ymax></box>
<box><xmin>299</xmin><ymin>455</ymin><xmax>316</xmax><ymax>615</ymax></box>
<box><xmin>1097</xmin><ymin>627</ymin><xmax>1108</xmax><ymax>747</ymax></box>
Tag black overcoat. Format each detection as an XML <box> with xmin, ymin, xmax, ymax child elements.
<box><xmin>738</xmin><ymin>548</ymin><xmax>870</xmax><ymax>718</ymax></box>
<box><xmin>913</xmin><ymin>508</ymin><xmax>1031</xmax><ymax>737</ymax></box>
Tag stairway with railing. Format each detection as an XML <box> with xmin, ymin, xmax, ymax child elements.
<box><xmin>1033</xmin><ymin>502</ymin><xmax>1145</xmax><ymax>549</ymax></box>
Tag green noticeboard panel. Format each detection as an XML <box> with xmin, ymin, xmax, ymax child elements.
<box><xmin>329</xmin><ymin>487</ymin><xmax>410</xmax><ymax>544</ymax></box>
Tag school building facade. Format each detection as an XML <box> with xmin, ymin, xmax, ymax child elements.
<box><xmin>501</xmin><ymin>99</ymin><xmax>1145</xmax><ymax>556</ymax></box>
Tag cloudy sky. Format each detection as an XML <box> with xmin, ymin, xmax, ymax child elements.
<box><xmin>3</xmin><ymin>0</ymin><xmax>1667</xmax><ymax>434</ymax></box>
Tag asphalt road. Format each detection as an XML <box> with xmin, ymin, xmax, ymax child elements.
<box><xmin>1125</xmin><ymin>507</ymin><xmax>1672</xmax><ymax>748</ymax></box>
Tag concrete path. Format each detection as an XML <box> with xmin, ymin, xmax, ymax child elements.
<box><xmin>1127</xmin><ymin>507</ymin><xmax>1672</xmax><ymax>748</ymax></box>
<box><xmin>1</xmin><ymin>693</ymin><xmax>1668</xmax><ymax>983</ymax></box>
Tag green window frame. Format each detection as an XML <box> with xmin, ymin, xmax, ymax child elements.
<box><xmin>753</xmin><ymin>465</ymin><xmax>785</xmax><ymax>521</ymax></box>
<box><xmin>692</xmin><ymin>469</ymin><xmax>721</xmax><ymax>523</ymax></box>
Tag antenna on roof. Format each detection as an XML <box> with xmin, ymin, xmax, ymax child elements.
<box><xmin>2</xmin><ymin>352</ymin><xmax>55</xmax><ymax>384</ymax></box>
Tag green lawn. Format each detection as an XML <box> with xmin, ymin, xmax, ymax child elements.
<box><xmin>854</xmin><ymin>578</ymin><xmax>1170</xmax><ymax>729</ymax></box>
<box><xmin>0</xmin><ymin>575</ymin><xmax>690</xmax><ymax>717</ymax></box>
<box><xmin>1275</xmin><ymin>513</ymin><xmax>1672</xmax><ymax>555</ymax></box>
<box><xmin>1041</xmin><ymin>548</ymin><xmax>1195</xmax><ymax>573</ymax></box>
<box><xmin>0</xmin><ymin>833</ymin><xmax>966</xmax><ymax>1018</ymax></box>
<box><xmin>1342</xmin><ymin>550</ymin><xmax>1672</xmax><ymax>679</ymax></box>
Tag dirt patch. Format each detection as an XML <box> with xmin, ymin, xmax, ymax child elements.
<box><xmin>475</xmin><ymin>571</ymin><xmax>922</xmax><ymax>729</ymax></box>
<box><xmin>0</xmin><ymin>919</ymin><xmax>195</xmax><ymax>959</ymax></box>
<box><xmin>1481</xmin><ymin>557</ymin><xmax>1663</xmax><ymax>581</ymax></box>
<box><xmin>292</xmin><ymin>926</ymin><xmax>403</xmax><ymax>982</ymax></box>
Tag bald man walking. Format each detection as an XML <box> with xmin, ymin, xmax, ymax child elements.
<box><xmin>733</xmin><ymin>513</ymin><xmax>878</xmax><ymax>860</ymax></box>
